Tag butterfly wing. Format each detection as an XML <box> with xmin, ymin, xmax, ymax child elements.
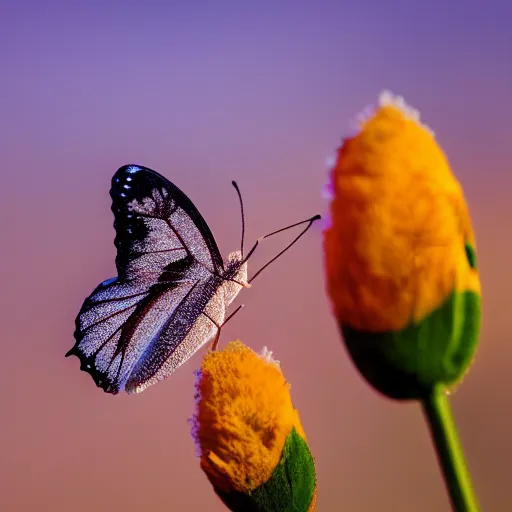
<box><xmin>67</xmin><ymin>165</ymin><xmax>224</xmax><ymax>394</ymax></box>
<box><xmin>123</xmin><ymin>259</ymin><xmax>248</xmax><ymax>394</ymax></box>
<box><xmin>124</xmin><ymin>276</ymin><xmax>228</xmax><ymax>394</ymax></box>
<box><xmin>111</xmin><ymin>165</ymin><xmax>223</xmax><ymax>280</ymax></box>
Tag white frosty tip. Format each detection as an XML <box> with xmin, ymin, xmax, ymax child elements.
<box><xmin>379</xmin><ymin>90</ymin><xmax>420</xmax><ymax>122</ymax></box>
<box><xmin>378</xmin><ymin>90</ymin><xmax>435</xmax><ymax>136</ymax></box>
<box><xmin>259</xmin><ymin>346</ymin><xmax>281</xmax><ymax>368</ymax></box>
<box><xmin>347</xmin><ymin>90</ymin><xmax>435</xmax><ymax>137</ymax></box>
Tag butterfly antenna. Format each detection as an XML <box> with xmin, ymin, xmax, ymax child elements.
<box><xmin>245</xmin><ymin>214</ymin><xmax>321</xmax><ymax>283</ymax></box>
<box><xmin>232</xmin><ymin>181</ymin><xmax>245</xmax><ymax>258</ymax></box>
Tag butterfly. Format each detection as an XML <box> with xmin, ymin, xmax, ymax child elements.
<box><xmin>66</xmin><ymin>164</ymin><xmax>320</xmax><ymax>395</ymax></box>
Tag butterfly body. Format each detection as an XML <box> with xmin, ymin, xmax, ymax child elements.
<box><xmin>67</xmin><ymin>165</ymin><xmax>247</xmax><ymax>395</ymax></box>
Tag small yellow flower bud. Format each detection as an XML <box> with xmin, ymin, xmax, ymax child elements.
<box><xmin>191</xmin><ymin>341</ymin><xmax>317</xmax><ymax>511</ymax></box>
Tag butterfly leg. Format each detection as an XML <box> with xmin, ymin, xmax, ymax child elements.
<box><xmin>211</xmin><ymin>329</ymin><xmax>222</xmax><ymax>352</ymax></box>
<box><xmin>202</xmin><ymin>304</ymin><xmax>245</xmax><ymax>351</ymax></box>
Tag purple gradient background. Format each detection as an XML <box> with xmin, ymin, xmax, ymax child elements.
<box><xmin>2</xmin><ymin>0</ymin><xmax>512</xmax><ymax>510</ymax></box>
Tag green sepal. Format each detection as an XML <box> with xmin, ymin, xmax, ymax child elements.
<box><xmin>465</xmin><ymin>243</ymin><xmax>477</xmax><ymax>269</ymax></box>
<box><xmin>341</xmin><ymin>290</ymin><xmax>481</xmax><ymax>400</ymax></box>
<box><xmin>213</xmin><ymin>427</ymin><xmax>316</xmax><ymax>512</ymax></box>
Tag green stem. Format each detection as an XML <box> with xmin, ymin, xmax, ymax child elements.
<box><xmin>421</xmin><ymin>387</ymin><xmax>480</xmax><ymax>512</ymax></box>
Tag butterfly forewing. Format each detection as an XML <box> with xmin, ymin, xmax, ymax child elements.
<box><xmin>67</xmin><ymin>165</ymin><xmax>228</xmax><ymax>394</ymax></box>
<box><xmin>110</xmin><ymin>165</ymin><xmax>223</xmax><ymax>280</ymax></box>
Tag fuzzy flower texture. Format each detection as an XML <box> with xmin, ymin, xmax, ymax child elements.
<box><xmin>191</xmin><ymin>341</ymin><xmax>317</xmax><ymax>512</ymax></box>
<box><xmin>323</xmin><ymin>91</ymin><xmax>482</xmax><ymax>399</ymax></box>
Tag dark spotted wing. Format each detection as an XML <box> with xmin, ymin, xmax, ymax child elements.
<box><xmin>66</xmin><ymin>165</ymin><xmax>223</xmax><ymax>394</ymax></box>
<box><xmin>110</xmin><ymin>165</ymin><xmax>223</xmax><ymax>280</ymax></box>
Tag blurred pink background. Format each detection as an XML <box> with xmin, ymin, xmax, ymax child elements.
<box><xmin>2</xmin><ymin>1</ymin><xmax>511</xmax><ymax>510</ymax></box>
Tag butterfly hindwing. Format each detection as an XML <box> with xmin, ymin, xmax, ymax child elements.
<box><xmin>68</xmin><ymin>165</ymin><xmax>225</xmax><ymax>394</ymax></box>
<box><xmin>124</xmin><ymin>274</ymin><xmax>227</xmax><ymax>394</ymax></box>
